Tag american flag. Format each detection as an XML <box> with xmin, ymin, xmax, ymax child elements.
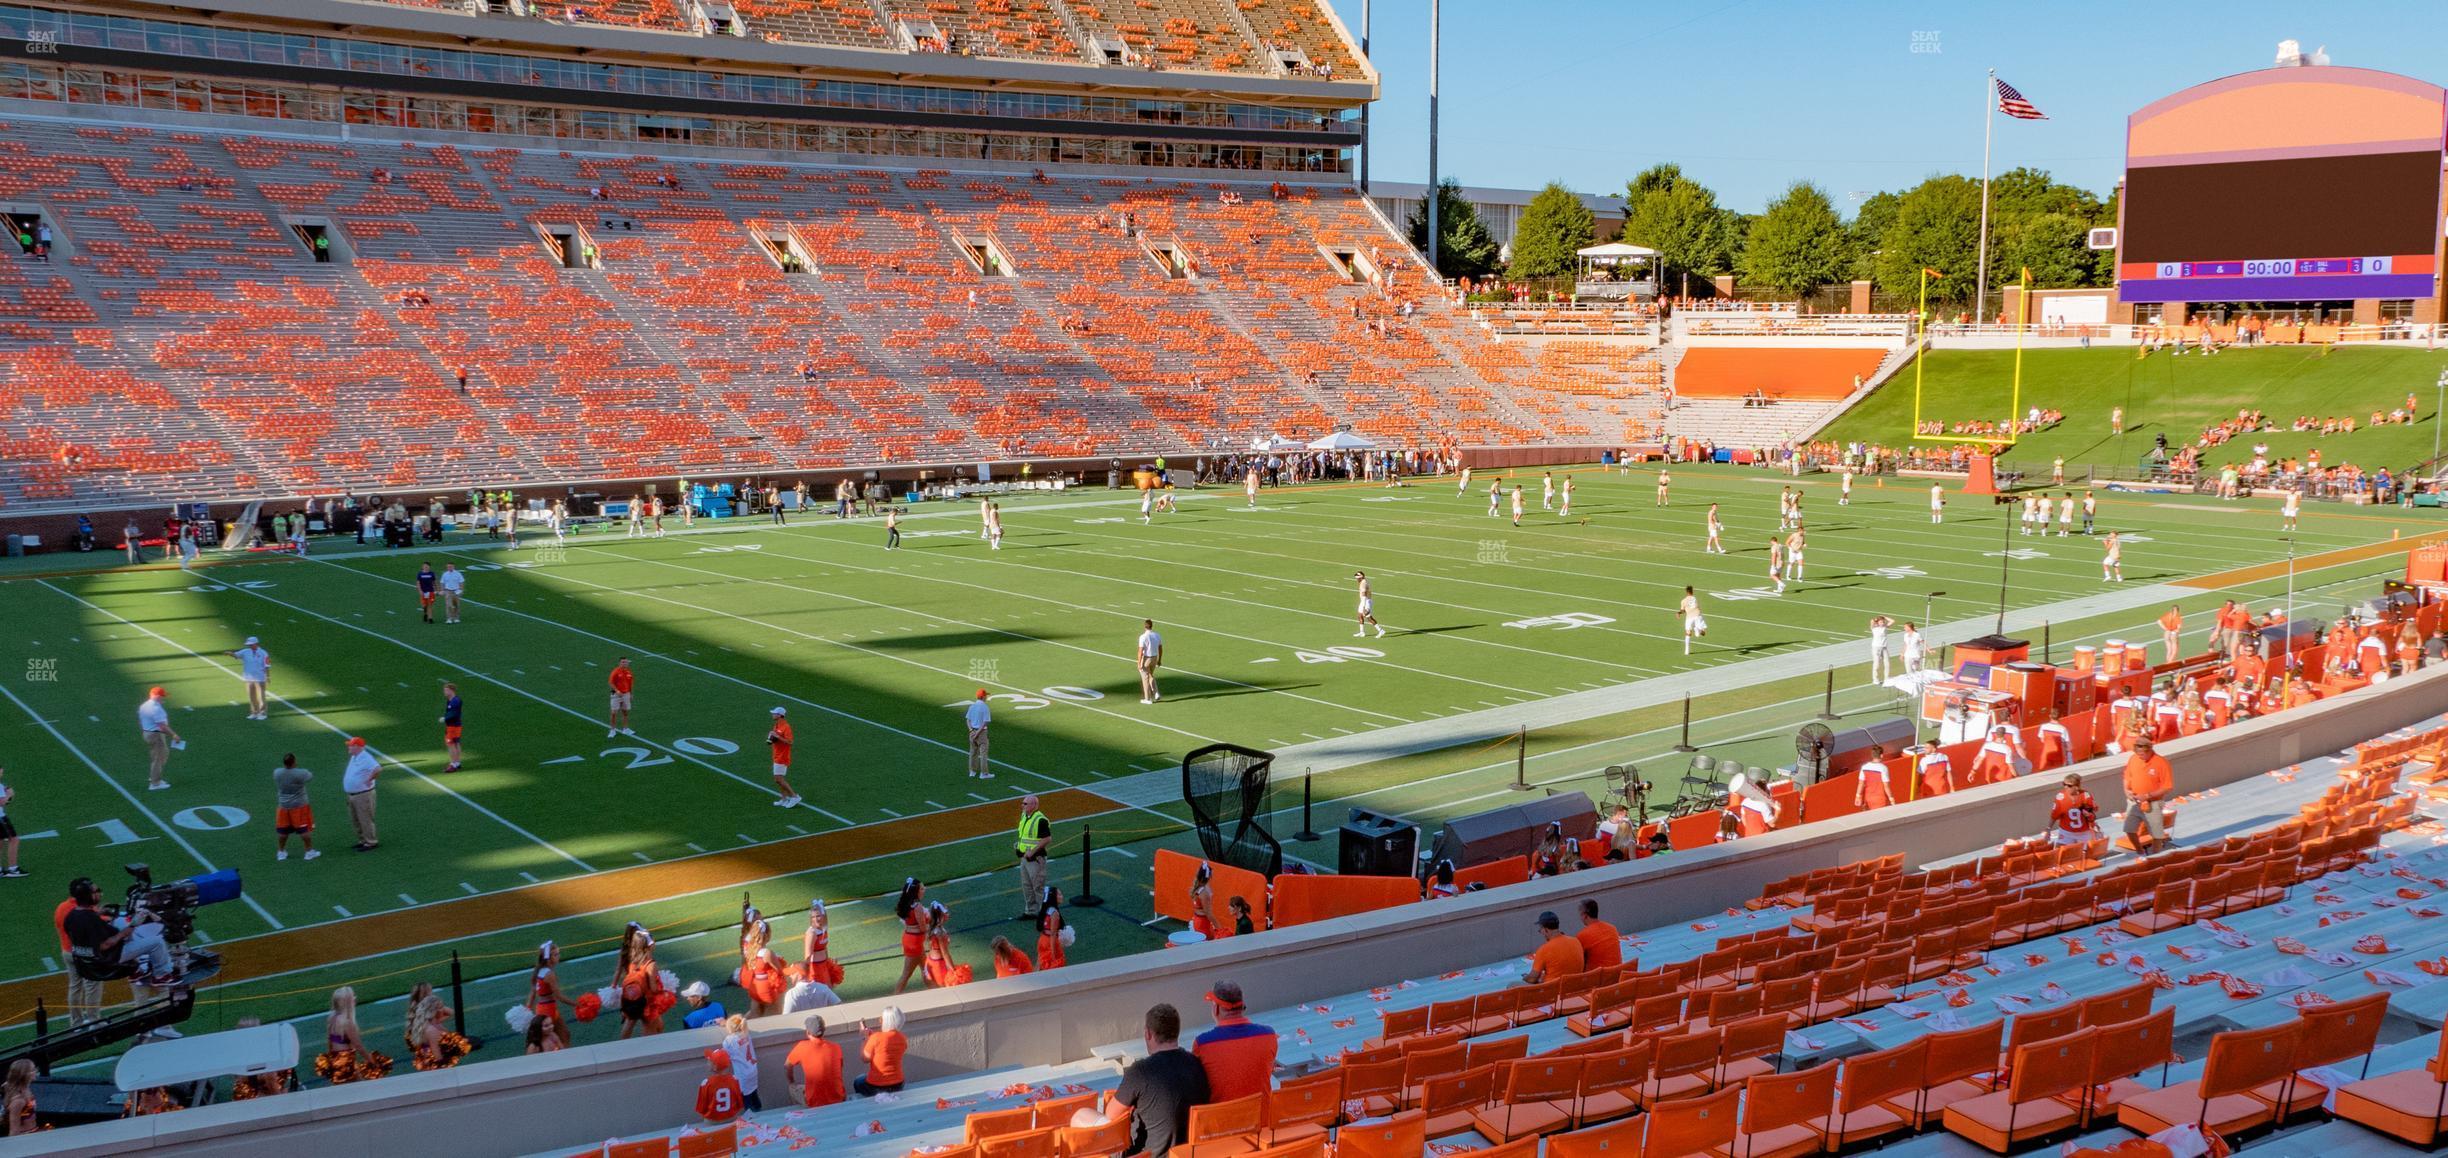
<box><xmin>1995</xmin><ymin>77</ymin><xmax>2047</xmax><ymax>120</ymax></box>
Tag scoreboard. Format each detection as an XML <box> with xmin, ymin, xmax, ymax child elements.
<box><xmin>2117</xmin><ymin>253</ymin><xmax>2436</xmax><ymax>303</ymax></box>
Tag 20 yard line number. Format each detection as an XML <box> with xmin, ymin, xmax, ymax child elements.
<box><xmin>541</xmin><ymin>735</ymin><xmax>741</xmax><ymax>769</ymax></box>
<box><xmin>942</xmin><ymin>686</ymin><xmax>1107</xmax><ymax>712</ymax></box>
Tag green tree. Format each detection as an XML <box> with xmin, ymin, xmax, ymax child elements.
<box><xmin>1846</xmin><ymin>190</ymin><xmax>1900</xmax><ymax>282</ymax></box>
<box><xmin>1403</xmin><ymin>178</ymin><xmax>1501</xmax><ymax>280</ymax></box>
<box><xmin>1871</xmin><ymin>174</ymin><xmax>1983</xmax><ymax>306</ymax></box>
<box><xmin>1624</xmin><ymin>178</ymin><xmax>1736</xmax><ymax>294</ymax></box>
<box><xmin>1995</xmin><ymin>211</ymin><xmax>2094</xmax><ymax>291</ymax></box>
<box><xmin>1736</xmin><ymin>181</ymin><xmax>1847</xmax><ymax>295</ymax></box>
<box><xmin>1505</xmin><ymin>182</ymin><xmax>1597</xmax><ymax>281</ymax></box>
<box><xmin>1625</xmin><ymin>162</ymin><xmax>1686</xmax><ymax>206</ymax></box>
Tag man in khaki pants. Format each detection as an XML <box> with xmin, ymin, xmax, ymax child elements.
<box><xmin>964</xmin><ymin>690</ymin><xmax>994</xmax><ymax>780</ymax></box>
<box><xmin>341</xmin><ymin>737</ymin><xmax>381</xmax><ymax>852</ymax></box>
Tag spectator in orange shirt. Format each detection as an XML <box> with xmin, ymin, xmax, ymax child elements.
<box><xmin>1523</xmin><ymin>910</ymin><xmax>1584</xmax><ymax>985</ymax></box>
<box><xmin>1190</xmin><ymin>981</ymin><xmax>1277</xmax><ymax>1102</ymax></box>
<box><xmin>695</xmin><ymin>1048</ymin><xmax>744</xmax><ymax>1124</ymax></box>
<box><xmin>784</xmin><ymin>1016</ymin><xmax>844</xmax><ymax>1109</ymax></box>
<box><xmin>2121</xmin><ymin>738</ymin><xmax>2173</xmax><ymax>853</ymax></box>
<box><xmin>1574</xmin><ymin>900</ymin><xmax>1621</xmax><ymax>969</ymax></box>
<box><xmin>853</xmin><ymin>1006</ymin><xmax>906</xmax><ymax>1097</ymax></box>
<box><xmin>2159</xmin><ymin>605</ymin><xmax>2184</xmax><ymax>663</ymax></box>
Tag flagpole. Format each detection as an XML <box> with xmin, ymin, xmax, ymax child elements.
<box><xmin>1974</xmin><ymin>67</ymin><xmax>1996</xmax><ymax>326</ymax></box>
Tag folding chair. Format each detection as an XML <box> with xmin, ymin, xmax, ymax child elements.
<box><xmin>2117</xmin><ymin>1020</ymin><xmax>2304</xmax><ymax>1139</ymax></box>
<box><xmin>1642</xmin><ymin>1027</ymin><xmax>1720</xmax><ymax>1104</ymax></box>
<box><xmin>1997</xmin><ymin>1004</ymin><xmax>2084</xmax><ymax>1083</ymax></box>
<box><xmin>2075</xmin><ymin>1007</ymin><xmax>2176</xmax><ymax>1126</ymax></box>
<box><xmin>1338</xmin><ymin>1057</ymin><xmax>1405</xmax><ymax>1119</ymax></box>
<box><xmin>1030</xmin><ymin>1094</ymin><xmax>1097</xmax><ymax>1130</ymax></box>
<box><xmin>1805</xmin><ymin>960</ymin><xmax>1866</xmax><ymax>1022</ymax></box>
<box><xmin>1640</xmin><ymin>1082</ymin><xmax>1742</xmax><ymax>1157</ymax></box>
<box><xmin>674</xmin><ymin>1124</ymin><xmax>736</xmax><ymax>1158</ymax></box>
<box><xmin>2255</xmin><ymin>992</ymin><xmax>2389</xmax><ymax>1120</ymax></box>
<box><xmin>1466</xmin><ymin>1034</ymin><xmax>1530</xmax><ymax>1069</ymax></box>
<box><xmin>1174</xmin><ymin>1093</ymin><xmax>1264</xmax><ymax>1158</ymax></box>
<box><xmin>2335</xmin><ymin>1021</ymin><xmax>2448</xmax><ymax>1145</ymax></box>
<box><xmin>1574</xmin><ymin>1041</ymin><xmax>1651</xmax><ymax>1127</ymax></box>
<box><xmin>1940</xmin><ymin>1028</ymin><xmax>2096</xmax><ymax>1152</ymax></box>
<box><xmin>965</xmin><ymin>1107</ymin><xmax>1038</xmax><ymax>1144</ymax></box>
<box><xmin>1716</xmin><ymin>1012</ymin><xmax>1788</xmax><ymax>1086</ymax></box>
<box><xmin>1888</xmin><ymin>1019</ymin><xmax>2004</xmax><ymax>1129</ymax></box>
<box><xmin>2075</xmin><ymin>979</ymin><xmax>2157</xmax><ymax>1029</ymax></box>
<box><xmin>1729</xmin><ymin>1062</ymin><xmax>1837</xmax><ymax>1158</ymax></box>
<box><xmin>1416</xmin><ymin>1064</ymin><xmax>1497</xmax><ymax>1139</ymax></box>
<box><xmin>1328</xmin><ymin>1110</ymin><xmax>1424</xmax><ymax>1158</ymax></box>
<box><xmin>1056</xmin><ymin>1112</ymin><xmax>1133</xmax><ymax>1158</ymax></box>
<box><xmin>1544</xmin><ymin>1114</ymin><xmax>1643</xmax><ymax>1158</ymax></box>
<box><xmin>1468</xmin><ymin>1056</ymin><xmax>1585</xmax><ymax>1142</ymax></box>
<box><xmin>1395</xmin><ymin>1043</ymin><xmax>1466</xmax><ymax>1111</ymax></box>
<box><xmin>978</xmin><ymin>1127</ymin><xmax>1059</xmax><ymax>1158</ymax></box>
<box><xmin>1370</xmin><ymin>1004</ymin><xmax>1429</xmax><ymax>1047</ymax></box>
<box><xmin>1259</xmin><ymin>1071</ymin><xmax>1342</xmax><ymax>1144</ymax></box>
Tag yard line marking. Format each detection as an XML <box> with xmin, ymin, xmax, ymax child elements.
<box><xmin>208</xmin><ymin>572</ymin><xmax>814</xmax><ymax>826</ymax></box>
<box><xmin>518</xmin><ymin>871</ymin><xmax>539</xmax><ymax>883</ymax></box>
<box><xmin>398</xmin><ymin>894</ymin><xmax>417</xmax><ymax>906</ymax></box>
<box><xmin>36</xmin><ymin>581</ymin><xmax>599</xmax><ymax>876</ymax></box>
<box><xmin>39</xmin><ymin>957</ymin><xmax>56</xmax><ymax>974</ymax></box>
<box><xmin>1139</xmin><ymin>916</ymin><xmax>1169</xmax><ymax>927</ymax></box>
<box><xmin>968</xmin><ymin>792</ymin><xmax>992</xmax><ymax>802</ymax></box>
<box><xmin>460</xmin><ymin>883</ymin><xmax>479</xmax><ymax>895</ymax></box>
<box><xmin>333</xmin><ymin>905</ymin><xmax>352</xmax><ymax>918</ymax></box>
<box><xmin>563</xmin><ymin>546</ymin><xmax>1268</xmax><ymax>744</ymax></box>
<box><xmin>947</xmin><ymin>871</ymin><xmax>990</xmax><ymax>885</ymax></box>
<box><xmin>340</xmin><ymin>553</ymin><xmax>1094</xmax><ymax>787</ymax></box>
<box><xmin>786</xmin><ymin>823</ymin><xmax>808</xmax><ymax>834</ymax></box>
<box><xmin>1105</xmin><ymin>848</ymin><xmax>1137</xmax><ymax>858</ymax></box>
<box><xmin>0</xmin><ymin>680</ymin><xmax>285</xmax><ymax>932</ymax></box>
<box><xmin>764</xmin><ymin>535</ymin><xmax>1517</xmax><ymax>705</ymax></box>
<box><xmin>633</xmin><ymin>852</ymin><xmax>653</xmax><ymax>862</ymax></box>
<box><xmin>736</xmin><ymin>834</ymin><xmax>757</xmax><ymax>843</ymax></box>
<box><xmin>924</xmin><ymin>801</ymin><xmax>946</xmax><ymax>810</ymax></box>
<box><xmin>878</xmin><ymin>806</ymin><xmax>902</xmax><ymax>818</ymax></box>
<box><xmin>686</xmin><ymin>842</ymin><xmax>707</xmax><ymax>853</ymax></box>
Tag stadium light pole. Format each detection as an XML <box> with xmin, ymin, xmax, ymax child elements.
<box><xmin>2434</xmin><ymin>368</ymin><xmax>2446</xmax><ymax>463</ymax></box>
<box><xmin>1423</xmin><ymin>0</ymin><xmax>1439</xmax><ymax>274</ymax></box>
<box><xmin>1357</xmin><ymin>0</ymin><xmax>1369</xmax><ymax>194</ymax></box>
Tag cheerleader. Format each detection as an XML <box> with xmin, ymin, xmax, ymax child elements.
<box><xmin>617</xmin><ymin>925</ymin><xmax>666</xmax><ymax>1039</ymax></box>
<box><xmin>405</xmin><ymin>982</ymin><xmax>473</xmax><ymax>1071</ymax></box>
<box><xmin>920</xmin><ymin>903</ymin><xmax>955</xmax><ymax>988</ymax></box>
<box><xmin>1038</xmin><ymin>887</ymin><xmax>1069</xmax><ymax>970</ymax></box>
<box><xmin>991</xmin><ymin>935</ymin><xmax>1035</xmax><ymax>978</ymax></box>
<box><xmin>1426</xmin><ymin>858</ymin><xmax>1459</xmax><ymax>899</ymax></box>
<box><xmin>801</xmin><ymin>899</ymin><xmax>844</xmax><ymax>989</ymax></box>
<box><xmin>529</xmin><ymin>940</ymin><xmax>568</xmax><ymax>1051</ymax></box>
<box><xmin>891</xmin><ymin>878</ymin><xmax>927</xmax><ymax>994</ymax></box>
<box><xmin>1188</xmin><ymin>863</ymin><xmax>1216</xmax><ymax>939</ymax></box>
<box><xmin>742</xmin><ymin>947</ymin><xmax>790</xmax><ymax>1017</ymax></box>
<box><xmin>314</xmin><ymin>987</ymin><xmax>393</xmax><ymax>1085</ymax></box>
<box><xmin>738</xmin><ymin>907</ymin><xmax>770</xmax><ymax>980</ymax></box>
<box><xmin>228</xmin><ymin>1017</ymin><xmax>295</xmax><ymax>1099</ymax></box>
<box><xmin>5</xmin><ymin>1059</ymin><xmax>36</xmax><ymax>1135</ymax></box>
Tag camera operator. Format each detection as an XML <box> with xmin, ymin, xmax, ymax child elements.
<box><xmin>62</xmin><ymin>877</ymin><xmax>178</xmax><ymax>1006</ymax></box>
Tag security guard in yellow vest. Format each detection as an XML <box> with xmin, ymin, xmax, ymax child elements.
<box><xmin>1016</xmin><ymin>794</ymin><xmax>1051</xmax><ymax>919</ymax></box>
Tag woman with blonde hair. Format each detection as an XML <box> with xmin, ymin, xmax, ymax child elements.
<box><xmin>990</xmin><ymin>936</ymin><xmax>1034</xmax><ymax>978</ymax></box>
<box><xmin>801</xmin><ymin>899</ymin><xmax>843</xmax><ymax>989</ymax></box>
<box><xmin>313</xmin><ymin>986</ymin><xmax>393</xmax><ymax>1084</ymax></box>
<box><xmin>5</xmin><ymin>1058</ymin><xmax>36</xmax><ymax>1135</ymax></box>
<box><xmin>404</xmin><ymin>981</ymin><xmax>472</xmax><ymax>1071</ymax></box>
<box><xmin>528</xmin><ymin>940</ymin><xmax>567</xmax><ymax>1051</ymax></box>
<box><xmin>721</xmin><ymin>1013</ymin><xmax>762</xmax><ymax>1112</ymax></box>
<box><xmin>854</xmin><ymin>1007</ymin><xmax>907</xmax><ymax>1097</ymax></box>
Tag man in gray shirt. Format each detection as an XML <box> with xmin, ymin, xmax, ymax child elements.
<box><xmin>273</xmin><ymin>753</ymin><xmax>317</xmax><ymax>861</ymax></box>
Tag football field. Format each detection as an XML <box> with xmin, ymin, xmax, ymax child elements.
<box><xmin>0</xmin><ymin>463</ymin><xmax>2436</xmax><ymax>1057</ymax></box>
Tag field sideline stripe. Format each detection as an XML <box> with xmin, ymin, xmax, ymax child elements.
<box><xmin>2175</xmin><ymin>528</ymin><xmax>2448</xmax><ymax>589</ymax></box>
<box><xmin>0</xmin><ymin>681</ymin><xmax>286</xmax><ymax>932</ymax></box>
<box><xmin>0</xmin><ymin>788</ymin><xmax>1130</xmax><ymax>1030</ymax></box>
<box><xmin>35</xmin><ymin>580</ymin><xmax>601</xmax><ymax>874</ymax></box>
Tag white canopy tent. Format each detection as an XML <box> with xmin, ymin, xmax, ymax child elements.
<box><xmin>1251</xmin><ymin>434</ymin><xmax>1305</xmax><ymax>452</ymax></box>
<box><xmin>1306</xmin><ymin>431</ymin><xmax>1376</xmax><ymax>451</ymax></box>
<box><xmin>1576</xmin><ymin>241</ymin><xmax>1657</xmax><ymax>288</ymax></box>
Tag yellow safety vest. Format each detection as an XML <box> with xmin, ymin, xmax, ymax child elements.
<box><xmin>1016</xmin><ymin>811</ymin><xmax>1049</xmax><ymax>857</ymax></box>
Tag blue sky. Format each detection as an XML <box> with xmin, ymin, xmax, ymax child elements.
<box><xmin>1355</xmin><ymin>1</ymin><xmax>2448</xmax><ymax>215</ymax></box>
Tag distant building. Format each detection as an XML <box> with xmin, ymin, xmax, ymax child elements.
<box><xmin>1367</xmin><ymin>182</ymin><xmax>1625</xmax><ymax>253</ymax></box>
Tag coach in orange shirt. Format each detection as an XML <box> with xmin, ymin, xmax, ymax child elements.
<box><xmin>1523</xmin><ymin>910</ymin><xmax>1584</xmax><ymax>985</ymax></box>
<box><xmin>2121</xmin><ymin>737</ymin><xmax>2173</xmax><ymax>853</ymax></box>
<box><xmin>1575</xmin><ymin>900</ymin><xmax>1622</xmax><ymax>969</ymax></box>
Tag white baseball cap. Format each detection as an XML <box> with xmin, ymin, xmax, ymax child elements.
<box><xmin>243</xmin><ymin>636</ymin><xmax>259</xmax><ymax>646</ymax></box>
<box><xmin>770</xmin><ymin>706</ymin><xmax>787</xmax><ymax>717</ymax></box>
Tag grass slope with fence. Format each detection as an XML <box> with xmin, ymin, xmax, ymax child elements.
<box><xmin>1819</xmin><ymin>345</ymin><xmax>2448</xmax><ymax>475</ymax></box>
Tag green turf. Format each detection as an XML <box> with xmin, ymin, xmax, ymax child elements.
<box><xmin>1819</xmin><ymin>345</ymin><xmax>2448</xmax><ymax>473</ymax></box>
<box><xmin>0</xmin><ymin>464</ymin><xmax>2435</xmax><ymax>1072</ymax></box>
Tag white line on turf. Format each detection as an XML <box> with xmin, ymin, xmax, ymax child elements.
<box><xmin>35</xmin><ymin>580</ymin><xmax>601</xmax><ymax>875</ymax></box>
<box><xmin>202</xmin><ymin>571</ymin><xmax>847</xmax><ymax>826</ymax></box>
<box><xmin>0</xmin><ymin>680</ymin><xmax>287</xmax><ymax>932</ymax></box>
